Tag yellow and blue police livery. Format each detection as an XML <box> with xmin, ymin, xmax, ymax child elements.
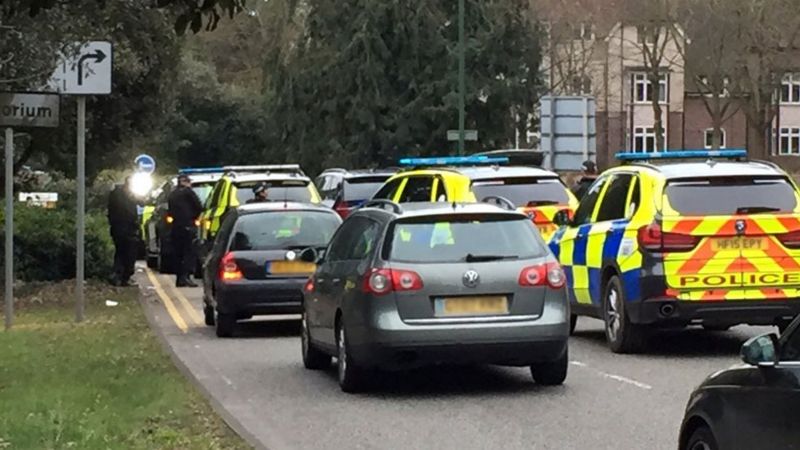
<box><xmin>549</xmin><ymin>149</ymin><xmax>800</xmax><ymax>353</ymax></box>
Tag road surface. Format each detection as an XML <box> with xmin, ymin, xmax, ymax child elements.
<box><xmin>138</xmin><ymin>266</ymin><xmax>771</xmax><ymax>450</ymax></box>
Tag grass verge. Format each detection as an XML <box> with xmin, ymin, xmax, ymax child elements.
<box><xmin>0</xmin><ymin>282</ymin><xmax>249</xmax><ymax>449</ymax></box>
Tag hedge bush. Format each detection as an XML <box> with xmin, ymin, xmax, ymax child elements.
<box><xmin>0</xmin><ymin>204</ymin><xmax>114</xmax><ymax>282</ymax></box>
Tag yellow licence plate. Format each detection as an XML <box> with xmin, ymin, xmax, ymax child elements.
<box><xmin>439</xmin><ymin>296</ymin><xmax>509</xmax><ymax>317</ymax></box>
<box><xmin>268</xmin><ymin>261</ymin><xmax>316</xmax><ymax>274</ymax></box>
<box><xmin>711</xmin><ymin>237</ymin><xmax>767</xmax><ymax>251</ymax></box>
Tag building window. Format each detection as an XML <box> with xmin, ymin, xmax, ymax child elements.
<box><xmin>781</xmin><ymin>74</ymin><xmax>800</xmax><ymax>104</ymax></box>
<box><xmin>779</xmin><ymin>128</ymin><xmax>800</xmax><ymax>155</ymax></box>
<box><xmin>570</xmin><ymin>75</ymin><xmax>592</xmax><ymax>95</ymax></box>
<box><xmin>704</xmin><ymin>128</ymin><xmax>727</xmax><ymax>149</ymax></box>
<box><xmin>632</xmin><ymin>72</ymin><xmax>668</xmax><ymax>103</ymax></box>
<box><xmin>633</xmin><ymin>126</ymin><xmax>666</xmax><ymax>153</ymax></box>
<box><xmin>571</xmin><ymin>23</ymin><xmax>595</xmax><ymax>41</ymax></box>
<box><xmin>698</xmin><ymin>75</ymin><xmax>730</xmax><ymax>97</ymax></box>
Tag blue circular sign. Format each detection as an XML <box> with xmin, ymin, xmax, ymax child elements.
<box><xmin>134</xmin><ymin>154</ymin><xmax>156</xmax><ymax>174</ymax></box>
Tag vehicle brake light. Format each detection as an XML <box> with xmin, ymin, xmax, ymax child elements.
<box><xmin>194</xmin><ymin>218</ymin><xmax>201</xmax><ymax>227</ymax></box>
<box><xmin>303</xmin><ymin>277</ymin><xmax>315</xmax><ymax>293</ymax></box>
<box><xmin>518</xmin><ymin>262</ymin><xmax>565</xmax><ymax>289</ymax></box>
<box><xmin>333</xmin><ymin>199</ymin><xmax>354</xmax><ymax>219</ymax></box>
<box><xmin>637</xmin><ymin>222</ymin><xmax>699</xmax><ymax>252</ymax></box>
<box><xmin>362</xmin><ymin>268</ymin><xmax>424</xmax><ymax>296</ymax></box>
<box><xmin>219</xmin><ymin>252</ymin><xmax>243</xmax><ymax>281</ymax></box>
<box><xmin>165</xmin><ymin>215</ymin><xmax>174</xmax><ymax>224</ymax></box>
<box><xmin>777</xmin><ymin>229</ymin><xmax>800</xmax><ymax>249</ymax></box>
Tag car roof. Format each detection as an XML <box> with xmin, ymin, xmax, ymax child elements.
<box><xmin>235</xmin><ymin>202</ymin><xmax>335</xmax><ymax>214</ymax></box>
<box><xmin>457</xmin><ymin>165</ymin><xmax>560</xmax><ymax>180</ymax></box>
<box><xmin>228</xmin><ymin>173</ymin><xmax>311</xmax><ymax>183</ymax></box>
<box><xmin>170</xmin><ymin>173</ymin><xmax>223</xmax><ymax>185</ymax></box>
<box><xmin>357</xmin><ymin>201</ymin><xmax>527</xmax><ymax>220</ymax></box>
<box><xmin>618</xmin><ymin>160</ymin><xmax>786</xmax><ymax>180</ymax></box>
<box><xmin>320</xmin><ymin>168</ymin><xmax>397</xmax><ymax>177</ymax></box>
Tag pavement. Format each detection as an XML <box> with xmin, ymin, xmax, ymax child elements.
<box><xmin>137</xmin><ymin>265</ymin><xmax>773</xmax><ymax>450</ymax></box>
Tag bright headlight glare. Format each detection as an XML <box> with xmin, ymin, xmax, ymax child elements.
<box><xmin>130</xmin><ymin>172</ymin><xmax>153</xmax><ymax>197</ymax></box>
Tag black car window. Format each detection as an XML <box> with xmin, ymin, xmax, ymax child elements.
<box><xmin>471</xmin><ymin>177</ymin><xmax>570</xmax><ymax>207</ymax></box>
<box><xmin>234</xmin><ymin>180</ymin><xmax>313</xmax><ymax>204</ymax></box>
<box><xmin>572</xmin><ymin>176</ymin><xmax>609</xmax><ymax>226</ymax></box>
<box><xmin>343</xmin><ymin>176</ymin><xmax>391</xmax><ymax>202</ymax></box>
<box><xmin>596</xmin><ymin>174</ymin><xmax>634</xmax><ymax>222</ymax></box>
<box><xmin>398</xmin><ymin>176</ymin><xmax>434</xmax><ymax>202</ymax></box>
<box><xmin>628</xmin><ymin>176</ymin><xmax>641</xmax><ymax>218</ymax></box>
<box><xmin>229</xmin><ymin>210</ymin><xmax>340</xmax><ymax>251</ymax></box>
<box><xmin>782</xmin><ymin>324</ymin><xmax>800</xmax><ymax>362</ymax></box>
<box><xmin>326</xmin><ymin>216</ymin><xmax>381</xmax><ymax>262</ymax></box>
<box><xmin>373</xmin><ymin>178</ymin><xmax>403</xmax><ymax>200</ymax></box>
<box><xmin>215</xmin><ymin>211</ymin><xmax>238</xmax><ymax>255</ymax></box>
<box><xmin>664</xmin><ymin>176</ymin><xmax>798</xmax><ymax>216</ymax></box>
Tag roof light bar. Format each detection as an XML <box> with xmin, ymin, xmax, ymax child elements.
<box><xmin>178</xmin><ymin>167</ymin><xmax>225</xmax><ymax>174</ymax></box>
<box><xmin>615</xmin><ymin>149</ymin><xmax>747</xmax><ymax>162</ymax></box>
<box><xmin>398</xmin><ymin>156</ymin><xmax>509</xmax><ymax>167</ymax></box>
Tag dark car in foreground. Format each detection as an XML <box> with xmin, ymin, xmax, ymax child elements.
<box><xmin>202</xmin><ymin>202</ymin><xmax>341</xmax><ymax>337</ymax></box>
<box><xmin>301</xmin><ymin>200</ymin><xmax>570</xmax><ymax>392</ymax></box>
<box><xmin>679</xmin><ymin>315</ymin><xmax>800</xmax><ymax>450</ymax></box>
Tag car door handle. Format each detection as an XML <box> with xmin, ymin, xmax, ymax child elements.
<box><xmin>316</xmin><ymin>278</ymin><xmax>326</xmax><ymax>283</ymax></box>
<box><xmin>332</xmin><ymin>278</ymin><xmax>342</xmax><ymax>284</ymax></box>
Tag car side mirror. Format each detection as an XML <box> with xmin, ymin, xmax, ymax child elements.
<box><xmin>741</xmin><ymin>333</ymin><xmax>780</xmax><ymax>367</ymax></box>
<box><xmin>553</xmin><ymin>210</ymin><xmax>571</xmax><ymax>227</ymax></box>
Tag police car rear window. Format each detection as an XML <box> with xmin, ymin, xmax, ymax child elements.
<box><xmin>235</xmin><ymin>180</ymin><xmax>313</xmax><ymax>204</ymax></box>
<box><xmin>471</xmin><ymin>177</ymin><xmax>570</xmax><ymax>207</ymax></box>
<box><xmin>665</xmin><ymin>176</ymin><xmax>798</xmax><ymax>216</ymax></box>
<box><xmin>384</xmin><ymin>215</ymin><xmax>547</xmax><ymax>263</ymax></box>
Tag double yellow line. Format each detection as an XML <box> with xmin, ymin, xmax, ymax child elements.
<box><xmin>145</xmin><ymin>268</ymin><xmax>203</xmax><ymax>333</ymax></box>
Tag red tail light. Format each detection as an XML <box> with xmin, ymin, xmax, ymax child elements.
<box><xmin>303</xmin><ymin>277</ymin><xmax>315</xmax><ymax>293</ymax></box>
<box><xmin>637</xmin><ymin>222</ymin><xmax>699</xmax><ymax>252</ymax></box>
<box><xmin>333</xmin><ymin>200</ymin><xmax>352</xmax><ymax>219</ymax></box>
<box><xmin>362</xmin><ymin>268</ymin><xmax>424</xmax><ymax>296</ymax></box>
<box><xmin>778</xmin><ymin>229</ymin><xmax>800</xmax><ymax>249</ymax></box>
<box><xmin>219</xmin><ymin>252</ymin><xmax>243</xmax><ymax>281</ymax></box>
<box><xmin>518</xmin><ymin>262</ymin><xmax>565</xmax><ymax>289</ymax></box>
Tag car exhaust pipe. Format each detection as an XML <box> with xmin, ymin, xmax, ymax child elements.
<box><xmin>660</xmin><ymin>303</ymin><xmax>676</xmax><ymax>317</ymax></box>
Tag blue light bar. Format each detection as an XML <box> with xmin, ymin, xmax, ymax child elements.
<box><xmin>398</xmin><ymin>156</ymin><xmax>509</xmax><ymax>166</ymax></box>
<box><xmin>616</xmin><ymin>149</ymin><xmax>747</xmax><ymax>162</ymax></box>
<box><xmin>178</xmin><ymin>167</ymin><xmax>225</xmax><ymax>174</ymax></box>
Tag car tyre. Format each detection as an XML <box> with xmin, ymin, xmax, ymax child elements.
<box><xmin>685</xmin><ymin>425</ymin><xmax>718</xmax><ymax>450</ymax></box>
<box><xmin>530</xmin><ymin>347</ymin><xmax>568</xmax><ymax>386</ymax></box>
<box><xmin>203</xmin><ymin>304</ymin><xmax>215</xmax><ymax>326</ymax></box>
<box><xmin>336</xmin><ymin>319</ymin><xmax>365</xmax><ymax>393</ymax></box>
<box><xmin>146</xmin><ymin>255</ymin><xmax>158</xmax><ymax>269</ymax></box>
<box><xmin>158</xmin><ymin>243</ymin><xmax>176</xmax><ymax>274</ymax></box>
<box><xmin>569</xmin><ymin>314</ymin><xmax>578</xmax><ymax>335</ymax></box>
<box><xmin>301</xmin><ymin>311</ymin><xmax>331</xmax><ymax>370</ymax></box>
<box><xmin>215</xmin><ymin>312</ymin><xmax>236</xmax><ymax>338</ymax></box>
<box><xmin>603</xmin><ymin>275</ymin><xmax>647</xmax><ymax>354</ymax></box>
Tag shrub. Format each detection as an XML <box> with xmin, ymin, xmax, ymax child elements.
<box><xmin>0</xmin><ymin>204</ymin><xmax>114</xmax><ymax>282</ymax></box>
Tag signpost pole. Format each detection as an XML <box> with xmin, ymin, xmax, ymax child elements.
<box><xmin>4</xmin><ymin>127</ymin><xmax>13</xmax><ymax>330</ymax></box>
<box><xmin>76</xmin><ymin>96</ymin><xmax>86</xmax><ymax>323</ymax></box>
<box><xmin>457</xmin><ymin>0</ymin><xmax>466</xmax><ymax>156</ymax></box>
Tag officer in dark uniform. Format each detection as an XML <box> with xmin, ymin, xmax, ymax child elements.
<box><xmin>107</xmin><ymin>177</ymin><xmax>139</xmax><ymax>286</ymax></box>
<box><xmin>168</xmin><ymin>174</ymin><xmax>203</xmax><ymax>287</ymax></box>
<box><xmin>247</xmin><ymin>182</ymin><xmax>269</xmax><ymax>203</ymax></box>
<box><xmin>571</xmin><ymin>160</ymin><xmax>598</xmax><ymax>200</ymax></box>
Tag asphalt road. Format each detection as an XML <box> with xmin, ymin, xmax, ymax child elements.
<box><xmin>138</xmin><ymin>267</ymin><xmax>773</xmax><ymax>450</ymax></box>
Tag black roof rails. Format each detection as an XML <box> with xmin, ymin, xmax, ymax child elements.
<box><xmin>359</xmin><ymin>199</ymin><xmax>404</xmax><ymax>214</ymax></box>
<box><xmin>480</xmin><ymin>196</ymin><xmax>516</xmax><ymax>211</ymax></box>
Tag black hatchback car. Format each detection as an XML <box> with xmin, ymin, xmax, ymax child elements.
<box><xmin>202</xmin><ymin>202</ymin><xmax>342</xmax><ymax>337</ymax></box>
<box><xmin>315</xmin><ymin>168</ymin><xmax>397</xmax><ymax>219</ymax></box>
<box><xmin>679</xmin><ymin>315</ymin><xmax>800</xmax><ymax>449</ymax></box>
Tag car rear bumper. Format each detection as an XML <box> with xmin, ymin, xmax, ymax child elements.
<box><xmin>215</xmin><ymin>278</ymin><xmax>306</xmax><ymax>315</ymax></box>
<box><xmin>629</xmin><ymin>298</ymin><xmax>800</xmax><ymax>327</ymax></box>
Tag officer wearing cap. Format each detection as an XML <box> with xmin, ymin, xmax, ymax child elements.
<box><xmin>247</xmin><ymin>183</ymin><xmax>270</xmax><ymax>203</ymax></box>
<box><xmin>168</xmin><ymin>174</ymin><xmax>203</xmax><ymax>287</ymax></box>
<box><xmin>571</xmin><ymin>160</ymin><xmax>598</xmax><ymax>200</ymax></box>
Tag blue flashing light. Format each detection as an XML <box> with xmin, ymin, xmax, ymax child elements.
<box><xmin>615</xmin><ymin>149</ymin><xmax>747</xmax><ymax>162</ymax></box>
<box><xmin>178</xmin><ymin>167</ymin><xmax>225</xmax><ymax>175</ymax></box>
<box><xmin>398</xmin><ymin>156</ymin><xmax>509</xmax><ymax>167</ymax></box>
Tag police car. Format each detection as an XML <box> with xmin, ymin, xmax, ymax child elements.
<box><xmin>373</xmin><ymin>156</ymin><xmax>578</xmax><ymax>241</ymax></box>
<box><xmin>550</xmin><ymin>149</ymin><xmax>800</xmax><ymax>353</ymax></box>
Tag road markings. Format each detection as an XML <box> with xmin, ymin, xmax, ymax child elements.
<box><xmin>170</xmin><ymin>284</ymin><xmax>203</xmax><ymax>326</ymax></box>
<box><xmin>145</xmin><ymin>268</ymin><xmax>188</xmax><ymax>333</ymax></box>
<box><xmin>570</xmin><ymin>360</ymin><xmax>653</xmax><ymax>391</ymax></box>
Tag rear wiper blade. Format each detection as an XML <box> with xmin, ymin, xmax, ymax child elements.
<box><xmin>735</xmin><ymin>206</ymin><xmax>781</xmax><ymax>214</ymax></box>
<box><xmin>526</xmin><ymin>200</ymin><xmax>560</xmax><ymax>207</ymax></box>
<box><xmin>465</xmin><ymin>253</ymin><xmax>518</xmax><ymax>262</ymax></box>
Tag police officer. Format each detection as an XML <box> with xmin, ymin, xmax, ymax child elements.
<box><xmin>247</xmin><ymin>183</ymin><xmax>269</xmax><ymax>203</ymax></box>
<box><xmin>571</xmin><ymin>160</ymin><xmax>598</xmax><ymax>200</ymax></box>
<box><xmin>107</xmin><ymin>177</ymin><xmax>139</xmax><ymax>286</ymax></box>
<box><xmin>168</xmin><ymin>174</ymin><xmax>203</xmax><ymax>287</ymax></box>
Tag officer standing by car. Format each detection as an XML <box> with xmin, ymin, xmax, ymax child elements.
<box><xmin>107</xmin><ymin>177</ymin><xmax>139</xmax><ymax>286</ymax></box>
<box><xmin>168</xmin><ymin>174</ymin><xmax>203</xmax><ymax>287</ymax></box>
<box><xmin>247</xmin><ymin>183</ymin><xmax>270</xmax><ymax>203</ymax></box>
<box><xmin>571</xmin><ymin>160</ymin><xmax>597</xmax><ymax>200</ymax></box>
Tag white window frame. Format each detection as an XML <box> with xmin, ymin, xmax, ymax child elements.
<box><xmin>572</xmin><ymin>23</ymin><xmax>596</xmax><ymax>41</ymax></box>
<box><xmin>778</xmin><ymin>127</ymin><xmax>800</xmax><ymax>155</ymax></box>
<box><xmin>781</xmin><ymin>74</ymin><xmax>800</xmax><ymax>104</ymax></box>
<box><xmin>704</xmin><ymin>128</ymin><xmax>727</xmax><ymax>149</ymax></box>
<box><xmin>698</xmin><ymin>75</ymin><xmax>730</xmax><ymax>97</ymax></box>
<box><xmin>632</xmin><ymin>126</ymin><xmax>666</xmax><ymax>153</ymax></box>
<box><xmin>632</xmin><ymin>72</ymin><xmax>668</xmax><ymax>104</ymax></box>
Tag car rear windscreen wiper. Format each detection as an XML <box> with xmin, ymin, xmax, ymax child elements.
<box><xmin>735</xmin><ymin>206</ymin><xmax>782</xmax><ymax>214</ymax></box>
<box><xmin>464</xmin><ymin>253</ymin><xmax>518</xmax><ymax>262</ymax></box>
<box><xmin>526</xmin><ymin>200</ymin><xmax>560</xmax><ymax>207</ymax></box>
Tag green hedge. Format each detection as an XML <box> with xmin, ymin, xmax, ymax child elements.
<box><xmin>0</xmin><ymin>204</ymin><xmax>114</xmax><ymax>282</ymax></box>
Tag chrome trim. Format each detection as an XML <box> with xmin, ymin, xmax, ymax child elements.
<box><xmin>404</xmin><ymin>314</ymin><xmax>541</xmax><ymax>325</ymax></box>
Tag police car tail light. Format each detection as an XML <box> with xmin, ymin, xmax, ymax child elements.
<box><xmin>219</xmin><ymin>252</ymin><xmax>243</xmax><ymax>281</ymax></box>
<box><xmin>637</xmin><ymin>223</ymin><xmax>698</xmax><ymax>252</ymax></box>
<box><xmin>363</xmin><ymin>268</ymin><xmax>423</xmax><ymax>295</ymax></box>
<box><xmin>777</xmin><ymin>230</ymin><xmax>800</xmax><ymax>249</ymax></box>
<box><xmin>519</xmin><ymin>262</ymin><xmax>564</xmax><ymax>289</ymax></box>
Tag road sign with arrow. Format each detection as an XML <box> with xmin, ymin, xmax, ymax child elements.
<box><xmin>48</xmin><ymin>41</ymin><xmax>112</xmax><ymax>95</ymax></box>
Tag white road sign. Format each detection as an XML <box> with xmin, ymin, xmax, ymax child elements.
<box><xmin>0</xmin><ymin>93</ymin><xmax>60</xmax><ymax>128</ymax></box>
<box><xmin>49</xmin><ymin>41</ymin><xmax>112</xmax><ymax>95</ymax></box>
